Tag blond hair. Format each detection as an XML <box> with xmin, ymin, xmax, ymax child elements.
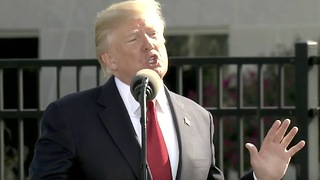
<box><xmin>95</xmin><ymin>0</ymin><xmax>165</xmax><ymax>75</ymax></box>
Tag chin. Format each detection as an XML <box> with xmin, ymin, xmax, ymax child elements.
<box><xmin>151</xmin><ymin>68</ymin><xmax>163</xmax><ymax>78</ymax></box>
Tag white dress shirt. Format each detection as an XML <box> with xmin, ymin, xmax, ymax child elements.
<box><xmin>115</xmin><ymin>77</ymin><xmax>179</xmax><ymax>179</ymax></box>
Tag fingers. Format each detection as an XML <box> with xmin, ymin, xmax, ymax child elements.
<box><xmin>288</xmin><ymin>140</ymin><xmax>306</xmax><ymax>156</ymax></box>
<box><xmin>273</xmin><ymin>119</ymin><xmax>306</xmax><ymax>157</ymax></box>
<box><xmin>280</xmin><ymin>126</ymin><xmax>298</xmax><ymax>148</ymax></box>
<box><xmin>273</xmin><ymin>119</ymin><xmax>291</xmax><ymax>143</ymax></box>
<box><xmin>264</xmin><ymin>120</ymin><xmax>281</xmax><ymax>142</ymax></box>
<box><xmin>245</xmin><ymin>143</ymin><xmax>258</xmax><ymax>159</ymax></box>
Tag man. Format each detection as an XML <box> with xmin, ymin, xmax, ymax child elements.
<box><xmin>29</xmin><ymin>0</ymin><xmax>305</xmax><ymax>179</ymax></box>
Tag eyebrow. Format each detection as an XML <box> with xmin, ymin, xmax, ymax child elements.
<box><xmin>126</xmin><ymin>29</ymin><xmax>139</xmax><ymax>38</ymax></box>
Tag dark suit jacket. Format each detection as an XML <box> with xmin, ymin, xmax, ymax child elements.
<box><xmin>29</xmin><ymin>76</ymin><xmax>254</xmax><ymax>180</ymax></box>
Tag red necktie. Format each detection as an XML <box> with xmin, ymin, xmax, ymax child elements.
<box><xmin>147</xmin><ymin>100</ymin><xmax>172</xmax><ymax>180</ymax></box>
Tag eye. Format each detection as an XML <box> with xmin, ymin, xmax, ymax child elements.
<box><xmin>128</xmin><ymin>38</ymin><xmax>136</xmax><ymax>42</ymax></box>
<box><xmin>126</xmin><ymin>32</ymin><xmax>138</xmax><ymax>43</ymax></box>
<box><xmin>149</xmin><ymin>31</ymin><xmax>157</xmax><ymax>37</ymax></box>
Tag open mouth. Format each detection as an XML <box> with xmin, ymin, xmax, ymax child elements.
<box><xmin>148</xmin><ymin>56</ymin><xmax>156</xmax><ymax>64</ymax></box>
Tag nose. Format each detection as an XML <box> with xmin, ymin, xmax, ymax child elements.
<box><xmin>142</xmin><ymin>34</ymin><xmax>155</xmax><ymax>52</ymax></box>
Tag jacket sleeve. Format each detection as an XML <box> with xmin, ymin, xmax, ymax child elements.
<box><xmin>29</xmin><ymin>102</ymin><xmax>79</xmax><ymax>179</ymax></box>
<box><xmin>207</xmin><ymin>112</ymin><xmax>225</xmax><ymax>180</ymax></box>
<box><xmin>239</xmin><ymin>171</ymin><xmax>254</xmax><ymax>180</ymax></box>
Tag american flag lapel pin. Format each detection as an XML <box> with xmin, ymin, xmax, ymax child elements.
<box><xmin>183</xmin><ymin>117</ymin><xmax>191</xmax><ymax>126</ymax></box>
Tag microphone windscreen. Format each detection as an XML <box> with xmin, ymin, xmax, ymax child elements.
<box><xmin>130</xmin><ymin>69</ymin><xmax>162</xmax><ymax>102</ymax></box>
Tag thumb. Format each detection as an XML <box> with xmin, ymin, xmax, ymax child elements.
<box><xmin>245</xmin><ymin>143</ymin><xmax>258</xmax><ymax>159</ymax></box>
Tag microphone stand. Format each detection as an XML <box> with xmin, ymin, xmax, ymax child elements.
<box><xmin>139</xmin><ymin>77</ymin><xmax>149</xmax><ymax>180</ymax></box>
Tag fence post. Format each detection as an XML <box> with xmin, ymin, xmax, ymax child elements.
<box><xmin>0</xmin><ymin>70</ymin><xmax>4</xmax><ymax>180</ymax></box>
<box><xmin>295</xmin><ymin>41</ymin><xmax>319</xmax><ymax>180</ymax></box>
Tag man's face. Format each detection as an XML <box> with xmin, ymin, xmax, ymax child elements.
<box><xmin>102</xmin><ymin>15</ymin><xmax>168</xmax><ymax>85</ymax></box>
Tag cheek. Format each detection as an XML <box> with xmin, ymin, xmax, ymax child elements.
<box><xmin>121</xmin><ymin>44</ymin><xmax>141</xmax><ymax>58</ymax></box>
<box><xmin>159</xmin><ymin>44</ymin><xmax>168</xmax><ymax>58</ymax></box>
<box><xmin>114</xmin><ymin>47</ymin><xmax>138</xmax><ymax>64</ymax></box>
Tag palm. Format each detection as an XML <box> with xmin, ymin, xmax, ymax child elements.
<box><xmin>245</xmin><ymin>119</ymin><xmax>305</xmax><ymax>180</ymax></box>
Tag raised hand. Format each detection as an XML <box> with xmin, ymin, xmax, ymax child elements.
<box><xmin>245</xmin><ymin>119</ymin><xmax>305</xmax><ymax>180</ymax></box>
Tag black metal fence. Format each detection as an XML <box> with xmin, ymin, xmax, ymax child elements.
<box><xmin>0</xmin><ymin>42</ymin><xmax>319</xmax><ymax>180</ymax></box>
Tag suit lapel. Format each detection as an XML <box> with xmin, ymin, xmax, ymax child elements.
<box><xmin>97</xmin><ymin>77</ymin><xmax>141</xmax><ymax>179</ymax></box>
<box><xmin>165</xmin><ymin>89</ymin><xmax>195</xmax><ymax>180</ymax></box>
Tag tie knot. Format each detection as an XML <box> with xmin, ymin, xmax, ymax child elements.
<box><xmin>147</xmin><ymin>99</ymin><xmax>156</xmax><ymax>109</ymax></box>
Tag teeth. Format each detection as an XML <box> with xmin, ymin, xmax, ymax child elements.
<box><xmin>148</xmin><ymin>57</ymin><xmax>155</xmax><ymax>63</ymax></box>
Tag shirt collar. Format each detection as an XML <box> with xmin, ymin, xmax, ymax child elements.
<box><xmin>115</xmin><ymin>77</ymin><xmax>139</xmax><ymax>116</ymax></box>
<box><xmin>114</xmin><ymin>77</ymin><xmax>166</xmax><ymax>115</ymax></box>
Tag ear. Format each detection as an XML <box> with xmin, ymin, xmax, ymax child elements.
<box><xmin>101</xmin><ymin>53</ymin><xmax>117</xmax><ymax>71</ymax></box>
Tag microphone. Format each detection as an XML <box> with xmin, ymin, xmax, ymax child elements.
<box><xmin>130</xmin><ymin>69</ymin><xmax>162</xmax><ymax>102</ymax></box>
<box><xmin>130</xmin><ymin>69</ymin><xmax>161</xmax><ymax>180</ymax></box>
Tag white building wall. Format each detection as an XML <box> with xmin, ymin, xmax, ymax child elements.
<box><xmin>160</xmin><ymin>0</ymin><xmax>320</xmax><ymax>56</ymax></box>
